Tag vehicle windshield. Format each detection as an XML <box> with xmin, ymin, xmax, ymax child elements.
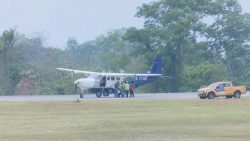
<box><xmin>207</xmin><ymin>82</ymin><xmax>220</xmax><ymax>88</ymax></box>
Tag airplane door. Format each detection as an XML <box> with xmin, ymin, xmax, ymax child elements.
<box><xmin>100</xmin><ymin>76</ymin><xmax>106</xmax><ymax>87</ymax></box>
<box><xmin>105</xmin><ymin>76</ymin><xmax>117</xmax><ymax>88</ymax></box>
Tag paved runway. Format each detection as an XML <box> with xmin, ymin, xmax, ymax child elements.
<box><xmin>0</xmin><ymin>92</ymin><xmax>250</xmax><ymax>102</ymax></box>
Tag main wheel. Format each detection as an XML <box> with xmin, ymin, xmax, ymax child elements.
<box><xmin>96</xmin><ymin>92</ymin><xmax>102</xmax><ymax>98</ymax></box>
<box><xmin>234</xmin><ymin>91</ymin><xmax>241</xmax><ymax>98</ymax></box>
<box><xmin>103</xmin><ymin>91</ymin><xmax>109</xmax><ymax>97</ymax></box>
<box><xmin>207</xmin><ymin>93</ymin><xmax>215</xmax><ymax>99</ymax></box>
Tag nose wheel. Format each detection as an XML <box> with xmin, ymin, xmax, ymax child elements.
<box><xmin>80</xmin><ymin>94</ymin><xmax>84</xmax><ymax>98</ymax></box>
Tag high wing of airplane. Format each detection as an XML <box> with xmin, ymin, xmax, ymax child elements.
<box><xmin>57</xmin><ymin>55</ymin><xmax>163</xmax><ymax>98</ymax></box>
<box><xmin>56</xmin><ymin>68</ymin><xmax>162</xmax><ymax>77</ymax></box>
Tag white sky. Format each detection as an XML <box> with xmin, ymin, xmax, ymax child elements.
<box><xmin>0</xmin><ymin>0</ymin><xmax>249</xmax><ymax>48</ymax></box>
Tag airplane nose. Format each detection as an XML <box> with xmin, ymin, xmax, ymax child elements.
<box><xmin>74</xmin><ymin>80</ymin><xmax>80</xmax><ymax>85</ymax></box>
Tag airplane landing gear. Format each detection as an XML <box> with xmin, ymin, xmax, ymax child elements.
<box><xmin>80</xmin><ymin>93</ymin><xmax>84</xmax><ymax>98</ymax></box>
<box><xmin>96</xmin><ymin>92</ymin><xmax>102</xmax><ymax>97</ymax></box>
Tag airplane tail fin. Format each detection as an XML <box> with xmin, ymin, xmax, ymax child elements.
<box><xmin>149</xmin><ymin>55</ymin><xmax>162</xmax><ymax>74</ymax></box>
<box><xmin>132</xmin><ymin>55</ymin><xmax>162</xmax><ymax>88</ymax></box>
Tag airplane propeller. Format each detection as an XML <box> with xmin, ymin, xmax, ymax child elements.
<box><xmin>70</xmin><ymin>71</ymin><xmax>77</xmax><ymax>94</ymax></box>
<box><xmin>71</xmin><ymin>71</ymin><xmax>75</xmax><ymax>77</ymax></box>
<box><xmin>74</xmin><ymin>84</ymin><xmax>77</xmax><ymax>94</ymax></box>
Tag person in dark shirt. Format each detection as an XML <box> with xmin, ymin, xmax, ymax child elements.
<box><xmin>114</xmin><ymin>82</ymin><xmax>119</xmax><ymax>98</ymax></box>
<box><xmin>129</xmin><ymin>82</ymin><xmax>135</xmax><ymax>97</ymax></box>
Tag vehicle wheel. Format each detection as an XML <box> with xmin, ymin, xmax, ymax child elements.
<box><xmin>96</xmin><ymin>92</ymin><xmax>102</xmax><ymax>98</ymax></box>
<box><xmin>207</xmin><ymin>93</ymin><xmax>215</xmax><ymax>99</ymax></box>
<box><xmin>80</xmin><ymin>94</ymin><xmax>84</xmax><ymax>99</ymax></box>
<box><xmin>199</xmin><ymin>96</ymin><xmax>206</xmax><ymax>99</ymax></box>
<box><xmin>234</xmin><ymin>91</ymin><xmax>241</xmax><ymax>98</ymax></box>
<box><xmin>226</xmin><ymin>95</ymin><xmax>233</xmax><ymax>99</ymax></box>
<box><xmin>103</xmin><ymin>92</ymin><xmax>109</xmax><ymax>97</ymax></box>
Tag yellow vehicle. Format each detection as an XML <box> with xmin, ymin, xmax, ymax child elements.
<box><xmin>197</xmin><ymin>82</ymin><xmax>246</xmax><ymax>99</ymax></box>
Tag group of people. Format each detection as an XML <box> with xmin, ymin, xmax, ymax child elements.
<box><xmin>114</xmin><ymin>80</ymin><xmax>135</xmax><ymax>98</ymax></box>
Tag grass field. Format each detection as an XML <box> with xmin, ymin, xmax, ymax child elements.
<box><xmin>1</xmin><ymin>98</ymin><xmax>250</xmax><ymax>141</ymax></box>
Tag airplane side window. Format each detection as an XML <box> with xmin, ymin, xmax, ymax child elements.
<box><xmin>107</xmin><ymin>77</ymin><xmax>110</xmax><ymax>80</ymax></box>
<box><xmin>111</xmin><ymin>77</ymin><xmax>115</xmax><ymax>81</ymax></box>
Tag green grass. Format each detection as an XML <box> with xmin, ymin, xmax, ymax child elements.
<box><xmin>1</xmin><ymin>99</ymin><xmax>250</xmax><ymax>141</ymax></box>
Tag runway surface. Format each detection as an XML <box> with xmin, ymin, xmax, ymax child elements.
<box><xmin>0</xmin><ymin>92</ymin><xmax>250</xmax><ymax>102</ymax></box>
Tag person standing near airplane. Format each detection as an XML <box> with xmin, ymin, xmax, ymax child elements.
<box><xmin>129</xmin><ymin>82</ymin><xmax>134</xmax><ymax>97</ymax></box>
<box><xmin>118</xmin><ymin>81</ymin><xmax>124</xmax><ymax>97</ymax></box>
<box><xmin>125</xmin><ymin>81</ymin><xmax>130</xmax><ymax>98</ymax></box>
<box><xmin>114</xmin><ymin>82</ymin><xmax>119</xmax><ymax>98</ymax></box>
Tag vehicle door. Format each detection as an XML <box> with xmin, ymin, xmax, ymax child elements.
<box><xmin>215</xmin><ymin>83</ymin><xmax>225</xmax><ymax>96</ymax></box>
<box><xmin>224</xmin><ymin>83</ymin><xmax>233</xmax><ymax>95</ymax></box>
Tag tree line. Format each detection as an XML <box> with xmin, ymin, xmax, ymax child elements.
<box><xmin>0</xmin><ymin>0</ymin><xmax>250</xmax><ymax>95</ymax></box>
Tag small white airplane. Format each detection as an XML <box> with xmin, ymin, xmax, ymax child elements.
<box><xmin>57</xmin><ymin>55</ymin><xmax>163</xmax><ymax>98</ymax></box>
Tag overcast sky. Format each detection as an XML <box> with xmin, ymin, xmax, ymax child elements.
<box><xmin>0</xmin><ymin>0</ymin><xmax>249</xmax><ymax>48</ymax></box>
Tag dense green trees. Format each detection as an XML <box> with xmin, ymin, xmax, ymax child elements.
<box><xmin>0</xmin><ymin>29</ymin><xmax>22</xmax><ymax>95</ymax></box>
<box><xmin>205</xmin><ymin>1</ymin><xmax>250</xmax><ymax>85</ymax></box>
<box><xmin>0</xmin><ymin>0</ymin><xmax>249</xmax><ymax>95</ymax></box>
<box><xmin>125</xmin><ymin>0</ymin><xmax>250</xmax><ymax>91</ymax></box>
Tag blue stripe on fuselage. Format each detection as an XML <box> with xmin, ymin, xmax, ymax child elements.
<box><xmin>133</xmin><ymin>76</ymin><xmax>159</xmax><ymax>88</ymax></box>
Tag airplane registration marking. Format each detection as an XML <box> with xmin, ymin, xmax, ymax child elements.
<box><xmin>135</xmin><ymin>76</ymin><xmax>148</xmax><ymax>81</ymax></box>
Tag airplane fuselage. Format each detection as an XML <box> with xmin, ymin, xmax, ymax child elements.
<box><xmin>74</xmin><ymin>75</ymin><xmax>159</xmax><ymax>97</ymax></box>
<box><xmin>57</xmin><ymin>54</ymin><xmax>163</xmax><ymax>98</ymax></box>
